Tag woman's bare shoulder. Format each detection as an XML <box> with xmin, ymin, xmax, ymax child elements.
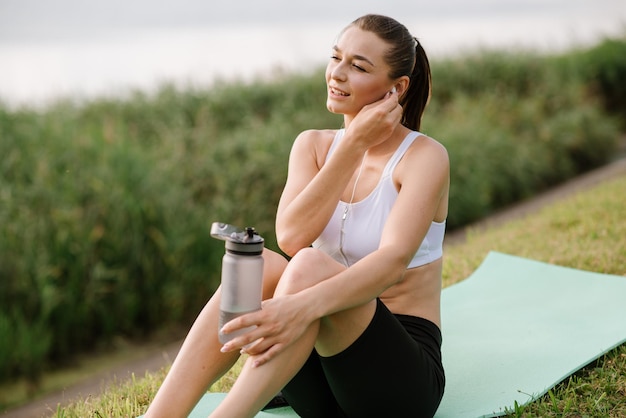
<box><xmin>295</xmin><ymin>129</ymin><xmax>337</xmax><ymax>144</ymax></box>
<box><xmin>395</xmin><ymin>133</ymin><xmax>449</xmax><ymax>184</ymax></box>
<box><xmin>408</xmin><ymin>133</ymin><xmax>449</xmax><ymax>164</ymax></box>
<box><xmin>292</xmin><ymin>129</ymin><xmax>339</xmax><ymax>168</ymax></box>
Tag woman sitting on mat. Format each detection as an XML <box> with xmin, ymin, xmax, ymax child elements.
<box><xmin>144</xmin><ymin>14</ymin><xmax>449</xmax><ymax>418</ymax></box>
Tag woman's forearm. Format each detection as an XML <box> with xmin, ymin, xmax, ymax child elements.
<box><xmin>276</xmin><ymin>136</ymin><xmax>366</xmax><ymax>255</ymax></box>
<box><xmin>297</xmin><ymin>246</ymin><xmax>407</xmax><ymax>320</ymax></box>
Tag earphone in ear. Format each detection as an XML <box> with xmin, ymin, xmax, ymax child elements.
<box><xmin>391</xmin><ymin>86</ymin><xmax>397</xmax><ymax>94</ymax></box>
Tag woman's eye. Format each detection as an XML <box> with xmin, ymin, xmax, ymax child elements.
<box><xmin>329</xmin><ymin>56</ymin><xmax>366</xmax><ymax>72</ymax></box>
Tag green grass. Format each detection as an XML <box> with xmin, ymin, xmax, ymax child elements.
<box><xmin>442</xmin><ymin>176</ymin><xmax>625</xmax><ymax>284</ymax></box>
<box><xmin>48</xmin><ymin>175</ymin><xmax>626</xmax><ymax>417</ymax></box>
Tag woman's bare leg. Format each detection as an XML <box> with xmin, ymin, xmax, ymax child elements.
<box><xmin>210</xmin><ymin>317</ymin><xmax>320</xmax><ymax>418</ymax></box>
<box><xmin>209</xmin><ymin>248</ymin><xmax>377</xmax><ymax>418</ymax></box>
<box><xmin>144</xmin><ymin>249</ymin><xmax>287</xmax><ymax>418</ymax></box>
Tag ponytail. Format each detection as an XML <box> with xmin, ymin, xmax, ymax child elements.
<box><xmin>400</xmin><ymin>39</ymin><xmax>431</xmax><ymax>131</ymax></box>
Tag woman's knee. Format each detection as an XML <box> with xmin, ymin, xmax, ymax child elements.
<box><xmin>276</xmin><ymin>248</ymin><xmax>343</xmax><ymax>295</ymax></box>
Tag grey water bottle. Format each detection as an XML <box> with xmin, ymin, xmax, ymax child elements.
<box><xmin>210</xmin><ymin>222</ymin><xmax>264</xmax><ymax>344</ymax></box>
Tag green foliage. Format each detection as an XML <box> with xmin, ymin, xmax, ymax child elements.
<box><xmin>430</xmin><ymin>49</ymin><xmax>541</xmax><ymax>103</ymax></box>
<box><xmin>426</xmin><ymin>42</ymin><xmax>622</xmax><ymax>227</ymax></box>
<box><xmin>0</xmin><ymin>39</ymin><xmax>623</xmax><ymax>386</ymax></box>
<box><xmin>425</xmin><ymin>88</ymin><xmax>619</xmax><ymax>227</ymax></box>
<box><xmin>0</xmin><ymin>71</ymin><xmax>340</xmax><ymax>385</ymax></box>
<box><xmin>0</xmin><ymin>103</ymin><xmax>209</xmax><ymax>364</ymax></box>
<box><xmin>579</xmin><ymin>37</ymin><xmax>626</xmax><ymax>119</ymax></box>
<box><xmin>0</xmin><ymin>314</ymin><xmax>51</xmax><ymax>385</ymax></box>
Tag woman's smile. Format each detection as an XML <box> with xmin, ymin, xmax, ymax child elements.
<box><xmin>329</xmin><ymin>86</ymin><xmax>350</xmax><ymax>97</ymax></box>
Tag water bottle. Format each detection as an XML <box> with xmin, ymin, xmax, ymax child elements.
<box><xmin>210</xmin><ymin>222</ymin><xmax>264</xmax><ymax>344</ymax></box>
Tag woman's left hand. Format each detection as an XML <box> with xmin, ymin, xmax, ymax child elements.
<box><xmin>219</xmin><ymin>294</ymin><xmax>313</xmax><ymax>367</ymax></box>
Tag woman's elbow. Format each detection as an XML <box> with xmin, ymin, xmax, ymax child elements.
<box><xmin>276</xmin><ymin>231</ymin><xmax>306</xmax><ymax>258</ymax></box>
<box><xmin>381</xmin><ymin>249</ymin><xmax>412</xmax><ymax>284</ymax></box>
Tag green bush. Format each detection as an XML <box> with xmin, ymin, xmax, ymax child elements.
<box><xmin>425</xmin><ymin>88</ymin><xmax>619</xmax><ymax>227</ymax></box>
<box><xmin>0</xmin><ymin>40</ymin><xmax>622</xmax><ymax>385</ymax></box>
<box><xmin>580</xmin><ymin>37</ymin><xmax>626</xmax><ymax>119</ymax></box>
<box><xmin>425</xmin><ymin>42</ymin><xmax>622</xmax><ymax>227</ymax></box>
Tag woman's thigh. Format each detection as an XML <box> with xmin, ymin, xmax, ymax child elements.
<box><xmin>283</xmin><ymin>299</ymin><xmax>443</xmax><ymax>417</ymax></box>
<box><xmin>320</xmin><ymin>299</ymin><xmax>444</xmax><ymax>417</ymax></box>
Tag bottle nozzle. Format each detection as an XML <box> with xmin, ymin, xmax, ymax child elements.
<box><xmin>245</xmin><ymin>227</ymin><xmax>256</xmax><ymax>241</ymax></box>
<box><xmin>210</xmin><ymin>222</ymin><xmax>264</xmax><ymax>253</ymax></box>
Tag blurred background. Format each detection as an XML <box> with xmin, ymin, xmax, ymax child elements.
<box><xmin>1</xmin><ymin>0</ymin><xmax>625</xmax><ymax>107</ymax></box>
<box><xmin>1</xmin><ymin>1</ymin><xmax>625</xmax><ymax>415</ymax></box>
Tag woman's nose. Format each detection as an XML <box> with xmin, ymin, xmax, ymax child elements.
<box><xmin>330</xmin><ymin>63</ymin><xmax>347</xmax><ymax>81</ymax></box>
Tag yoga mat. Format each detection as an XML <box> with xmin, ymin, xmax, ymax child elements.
<box><xmin>436</xmin><ymin>251</ymin><xmax>626</xmax><ymax>417</ymax></box>
<box><xmin>187</xmin><ymin>393</ymin><xmax>295</xmax><ymax>417</ymax></box>
<box><xmin>144</xmin><ymin>252</ymin><xmax>626</xmax><ymax>417</ymax></box>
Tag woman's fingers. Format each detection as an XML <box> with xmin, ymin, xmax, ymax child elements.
<box><xmin>220</xmin><ymin>328</ymin><xmax>264</xmax><ymax>353</ymax></box>
<box><xmin>219</xmin><ymin>312</ymin><xmax>264</xmax><ymax>352</ymax></box>
<box><xmin>241</xmin><ymin>332</ymin><xmax>284</xmax><ymax>356</ymax></box>
<box><xmin>219</xmin><ymin>295</ymin><xmax>309</xmax><ymax>365</ymax></box>
<box><xmin>249</xmin><ymin>344</ymin><xmax>284</xmax><ymax>368</ymax></box>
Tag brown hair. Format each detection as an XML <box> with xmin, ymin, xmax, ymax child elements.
<box><xmin>348</xmin><ymin>14</ymin><xmax>431</xmax><ymax>131</ymax></box>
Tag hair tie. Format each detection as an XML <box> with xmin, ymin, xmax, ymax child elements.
<box><xmin>413</xmin><ymin>37</ymin><xmax>419</xmax><ymax>48</ymax></box>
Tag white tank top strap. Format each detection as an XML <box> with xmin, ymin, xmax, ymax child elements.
<box><xmin>381</xmin><ymin>131</ymin><xmax>420</xmax><ymax>177</ymax></box>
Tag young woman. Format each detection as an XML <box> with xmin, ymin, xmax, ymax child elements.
<box><xmin>145</xmin><ymin>14</ymin><xmax>449</xmax><ymax>418</ymax></box>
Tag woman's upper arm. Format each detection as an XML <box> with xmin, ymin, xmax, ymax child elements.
<box><xmin>275</xmin><ymin>130</ymin><xmax>332</xmax><ymax>253</ymax></box>
<box><xmin>277</xmin><ymin>132</ymin><xmax>317</xmax><ymax>212</ymax></box>
<box><xmin>379</xmin><ymin>137</ymin><xmax>450</xmax><ymax>266</ymax></box>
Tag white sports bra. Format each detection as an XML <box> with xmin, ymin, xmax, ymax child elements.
<box><xmin>312</xmin><ymin>129</ymin><xmax>446</xmax><ymax>268</ymax></box>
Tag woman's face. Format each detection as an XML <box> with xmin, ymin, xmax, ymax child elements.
<box><xmin>325</xmin><ymin>26</ymin><xmax>394</xmax><ymax>116</ymax></box>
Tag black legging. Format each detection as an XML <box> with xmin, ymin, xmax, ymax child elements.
<box><xmin>281</xmin><ymin>299</ymin><xmax>445</xmax><ymax>418</ymax></box>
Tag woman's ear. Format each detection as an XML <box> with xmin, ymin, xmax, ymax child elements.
<box><xmin>394</xmin><ymin>76</ymin><xmax>411</xmax><ymax>98</ymax></box>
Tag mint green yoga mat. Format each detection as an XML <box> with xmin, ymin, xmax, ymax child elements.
<box><xmin>149</xmin><ymin>252</ymin><xmax>626</xmax><ymax>417</ymax></box>
<box><xmin>437</xmin><ymin>251</ymin><xmax>626</xmax><ymax>417</ymax></box>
